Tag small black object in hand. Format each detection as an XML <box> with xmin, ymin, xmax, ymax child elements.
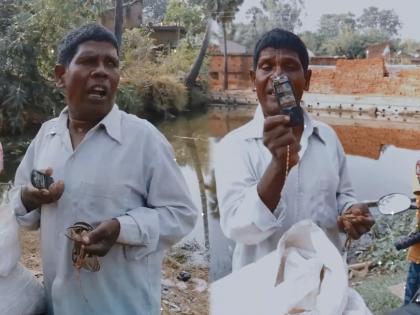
<box><xmin>30</xmin><ymin>170</ymin><xmax>54</xmax><ymax>189</ymax></box>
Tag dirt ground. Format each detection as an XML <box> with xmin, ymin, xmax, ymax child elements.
<box><xmin>20</xmin><ymin>230</ymin><xmax>209</xmax><ymax>314</ymax></box>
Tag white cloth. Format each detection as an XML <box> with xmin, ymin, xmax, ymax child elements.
<box><xmin>0</xmin><ymin>263</ymin><xmax>46</xmax><ymax>315</ymax></box>
<box><xmin>210</xmin><ymin>220</ymin><xmax>372</xmax><ymax>315</ymax></box>
<box><xmin>215</xmin><ymin>105</ymin><xmax>357</xmax><ymax>270</ymax></box>
<box><xmin>9</xmin><ymin>105</ymin><xmax>198</xmax><ymax>315</ymax></box>
<box><xmin>0</xmin><ymin>202</ymin><xmax>20</xmax><ymax>276</ymax></box>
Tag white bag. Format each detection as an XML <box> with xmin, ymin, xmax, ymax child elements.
<box><xmin>0</xmin><ymin>202</ymin><xmax>21</xmax><ymax>276</ymax></box>
<box><xmin>0</xmin><ymin>263</ymin><xmax>46</xmax><ymax>315</ymax></box>
<box><xmin>211</xmin><ymin>220</ymin><xmax>372</xmax><ymax>315</ymax></box>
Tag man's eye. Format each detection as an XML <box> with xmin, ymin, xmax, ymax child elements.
<box><xmin>79</xmin><ymin>58</ymin><xmax>94</xmax><ymax>65</ymax></box>
<box><xmin>107</xmin><ymin>60</ymin><xmax>119</xmax><ymax>68</ymax></box>
<box><xmin>260</xmin><ymin>64</ymin><xmax>272</xmax><ymax>71</ymax></box>
<box><xmin>285</xmin><ymin>63</ymin><xmax>298</xmax><ymax>70</ymax></box>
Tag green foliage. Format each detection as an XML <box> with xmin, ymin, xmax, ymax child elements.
<box><xmin>230</xmin><ymin>0</ymin><xmax>304</xmax><ymax>51</ymax></box>
<box><xmin>1</xmin><ymin>0</ymin><xmax>208</xmax><ymax>131</ymax></box>
<box><xmin>116</xmin><ymin>84</ymin><xmax>145</xmax><ymax>115</ymax></box>
<box><xmin>357</xmin><ymin>211</ymin><xmax>414</xmax><ymax>273</ymax></box>
<box><xmin>299</xmin><ymin>31</ymin><xmax>323</xmax><ymax>55</ymax></box>
<box><xmin>232</xmin><ymin>4</ymin><xmax>402</xmax><ymax>58</ymax></box>
<box><xmin>358</xmin><ymin>6</ymin><xmax>401</xmax><ymax>37</ymax></box>
<box><xmin>353</xmin><ymin>271</ymin><xmax>406</xmax><ymax>315</ymax></box>
<box><xmin>164</xmin><ymin>0</ymin><xmax>205</xmax><ymax>35</ymax></box>
<box><xmin>120</xmin><ymin>29</ymin><xmax>209</xmax><ymax>116</ymax></box>
<box><xmin>318</xmin><ymin>12</ymin><xmax>357</xmax><ymax>39</ymax></box>
<box><xmin>314</xmin><ymin>8</ymin><xmax>401</xmax><ymax>57</ymax></box>
<box><xmin>0</xmin><ymin>0</ymin><xmax>101</xmax><ymax>133</ymax></box>
<box><xmin>143</xmin><ymin>0</ymin><xmax>169</xmax><ymax>23</ymax></box>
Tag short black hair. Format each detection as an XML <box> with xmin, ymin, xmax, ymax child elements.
<box><xmin>253</xmin><ymin>28</ymin><xmax>309</xmax><ymax>71</ymax></box>
<box><xmin>57</xmin><ymin>23</ymin><xmax>119</xmax><ymax>66</ymax></box>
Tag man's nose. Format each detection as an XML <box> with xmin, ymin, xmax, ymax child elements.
<box><xmin>91</xmin><ymin>62</ymin><xmax>108</xmax><ymax>77</ymax></box>
<box><xmin>272</xmin><ymin>65</ymin><xmax>284</xmax><ymax>78</ymax></box>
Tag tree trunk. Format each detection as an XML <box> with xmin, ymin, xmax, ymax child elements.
<box><xmin>114</xmin><ymin>0</ymin><xmax>124</xmax><ymax>48</ymax></box>
<box><xmin>222</xmin><ymin>21</ymin><xmax>228</xmax><ymax>90</ymax></box>
<box><xmin>186</xmin><ymin>136</ymin><xmax>210</xmax><ymax>250</ymax></box>
<box><xmin>184</xmin><ymin>19</ymin><xmax>211</xmax><ymax>88</ymax></box>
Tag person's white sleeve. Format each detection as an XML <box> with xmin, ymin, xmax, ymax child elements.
<box><xmin>9</xmin><ymin>140</ymin><xmax>41</xmax><ymax>230</ymax></box>
<box><xmin>335</xmin><ymin>138</ymin><xmax>357</xmax><ymax>214</ymax></box>
<box><xmin>115</xmin><ymin>134</ymin><xmax>198</xmax><ymax>260</ymax></box>
<box><xmin>215</xmin><ymin>139</ymin><xmax>286</xmax><ymax>245</ymax></box>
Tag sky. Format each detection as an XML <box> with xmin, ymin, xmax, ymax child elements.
<box><xmin>235</xmin><ymin>0</ymin><xmax>420</xmax><ymax>41</ymax></box>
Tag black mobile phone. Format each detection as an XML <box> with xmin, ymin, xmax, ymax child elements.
<box><xmin>30</xmin><ymin>169</ymin><xmax>54</xmax><ymax>189</ymax></box>
<box><xmin>273</xmin><ymin>74</ymin><xmax>303</xmax><ymax>127</ymax></box>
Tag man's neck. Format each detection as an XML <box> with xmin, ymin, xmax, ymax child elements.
<box><xmin>67</xmin><ymin>117</ymin><xmax>99</xmax><ymax>150</ymax></box>
<box><xmin>68</xmin><ymin>117</ymin><xmax>98</xmax><ymax>134</ymax></box>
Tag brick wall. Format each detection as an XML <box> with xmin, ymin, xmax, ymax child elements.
<box><xmin>208</xmin><ymin>54</ymin><xmax>253</xmax><ymax>90</ymax></box>
<box><xmin>309</xmin><ymin>58</ymin><xmax>420</xmax><ymax>96</ymax></box>
<box><xmin>209</xmin><ymin>55</ymin><xmax>420</xmax><ymax>96</ymax></box>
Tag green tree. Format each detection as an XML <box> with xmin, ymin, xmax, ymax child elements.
<box><xmin>299</xmin><ymin>31</ymin><xmax>322</xmax><ymax>55</ymax></box>
<box><xmin>321</xmin><ymin>30</ymin><xmax>365</xmax><ymax>58</ymax></box>
<box><xmin>143</xmin><ymin>0</ymin><xmax>168</xmax><ymax>23</ymax></box>
<box><xmin>357</xmin><ymin>6</ymin><xmax>401</xmax><ymax>37</ymax></box>
<box><xmin>260</xmin><ymin>0</ymin><xmax>304</xmax><ymax>32</ymax></box>
<box><xmin>318</xmin><ymin>13</ymin><xmax>356</xmax><ymax>39</ymax></box>
<box><xmin>0</xmin><ymin>0</ymin><xmax>99</xmax><ymax>133</ymax></box>
<box><xmin>231</xmin><ymin>0</ymin><xmax>304</xmax><ymax>51</ymax></box>
<box><xmin>164</xmin><ymin>0</ymin><xmax>205</xmax><ymax>35</ymax></box>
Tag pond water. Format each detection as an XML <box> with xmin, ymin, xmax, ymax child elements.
<box><xmin>2</xmin><ymin>106</ymin><xmax>420</xmax><ymax>281</ymax></box>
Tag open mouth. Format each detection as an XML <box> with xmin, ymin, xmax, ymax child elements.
<box><xmin>87</xmin><ymin>85</ymin><xmax>108</xmax><ymax>100</ymax></box>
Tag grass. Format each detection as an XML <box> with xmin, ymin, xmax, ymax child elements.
<box><xmin>353</xmin><ymin>270</ymin><xmax>406</xmax><ymax>314</ymax></box>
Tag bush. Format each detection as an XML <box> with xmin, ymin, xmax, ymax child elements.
<box><xmin>120</xmin><ymin>30</ymin><xmax>207</xmax><ymax>117</ymax></box>
<box><xmin>356</xmin><ymin>211</ymin><xmax>415</xmax><ymax>273</ymax></box>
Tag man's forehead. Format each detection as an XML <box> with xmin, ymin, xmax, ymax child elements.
<box><xmin>258</xmin><ymin>47</ymin><xmax>299</xmax><ymax>59</ymax></box>
<box><xmin>75</xmin><ymin>40</ymin><xmax>118</xmax><ymax>57</ymax></box>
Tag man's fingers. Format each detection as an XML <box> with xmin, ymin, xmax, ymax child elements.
<box><xmin>49</xmin><ymin>181</ymin><xmax>65</xmax><ymax>198</ymax></box>
<box><xmin>44</xmin><ymin>167</ymin><xmax>53</xmax><ymax>176</ymax></box>
<box><xmin>264</xmin><ymin>115</ymin><xmax>290</xmax><ymax>131</ymax></box>
<box><xmin>84</xmin><ymin>243</ymin><xmax>107</xmax><ymax>257</ymax></box>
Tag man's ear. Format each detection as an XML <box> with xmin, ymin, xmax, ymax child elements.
<box><xmin>304</xmin><ymin>69</ymin><xmax>312</xmax><ymax>91</ymax></box>
<box><xmin>249</xmin><ymin>69</ymin><xmax>256</xmax><ymax>91</ymax></box>
<box><xmin>54</xmin><ymin>64</ymin><xmax>66</xmax><ymax>88</ymax></box>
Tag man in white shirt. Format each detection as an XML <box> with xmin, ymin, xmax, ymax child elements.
<box><xmin>215</xmin><ymin>28</ymin><xmax>374</xmax><ymax>271</ymax></box>
<box><xmin>9</xmin><ymin>23</ymin><xmax>198</xmax><ymax>314</ymax></box>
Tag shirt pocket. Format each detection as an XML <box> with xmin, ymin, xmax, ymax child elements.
<box><xmin>74</xmin><ymin>181</ymin><xmax>132</xmax><ymax>225</ymax></box>
<box><xmin>312</xmin><ymin>177</ymin><xmax>339</xmax><ymax>229</ymax></box>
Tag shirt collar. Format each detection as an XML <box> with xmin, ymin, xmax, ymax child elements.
<box><xmin>242</xmin><ymin>102</ymin><xmax>326</xmax><ymax>144</ymax></box>
<box><xmin>49</xmin><ymin>105</ymin><xmax>122</xmax><ymax>144</ymax></box>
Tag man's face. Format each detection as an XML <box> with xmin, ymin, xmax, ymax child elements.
<box><xmin>250</xmin><ymin>47</ymin><xmax>311</xmax><ymax>117</ymax></box>
<box><xmin>55</xmin><ymin>40</ymin><xmax>120</xmax><ymax>121</ymax></box>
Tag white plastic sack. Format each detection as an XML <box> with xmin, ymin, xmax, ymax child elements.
<box><xmin>0</xmin><ymin>263</ymin><xmax>46</xmax><ymax>315</ymax></box>
<box><xmin>0</xmin><ymin>202</ymin><xmax>21</xmax><ymax>276</ymax></box>
<box><xmin>211</xmin><ymin>220</ymin><xmax>372</xmax><ymax>315</ymax></box>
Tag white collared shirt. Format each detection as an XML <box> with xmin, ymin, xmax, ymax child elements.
<box><xmin>215</xmin><ymin>105</ymin><xmax>357</xmax><ymax>271</ymax></box>
<box><xmin>9</xmin><ymin>105</ymin><xmax>198</xmax><ymax>315</ymax></box>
